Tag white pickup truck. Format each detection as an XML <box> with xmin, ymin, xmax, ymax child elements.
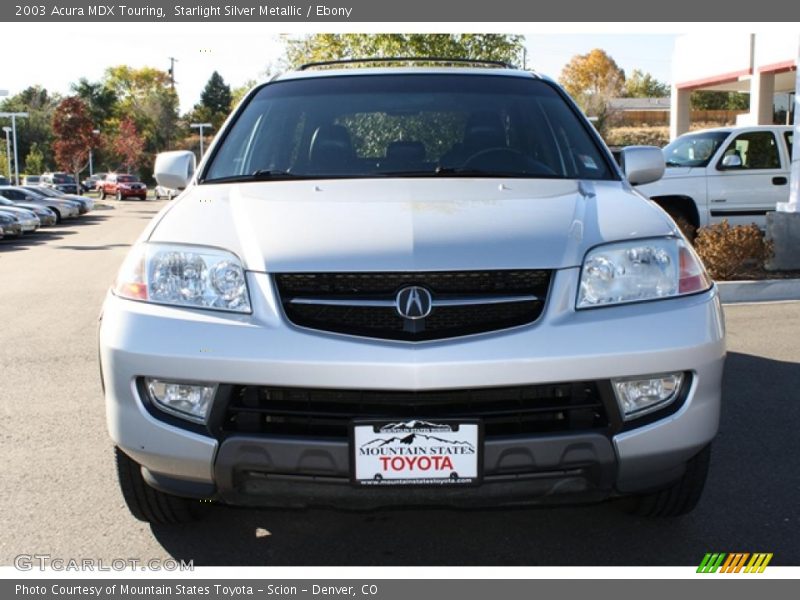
<box><xmin>637</xmin><ymin>125</ymin><xmax>794</xmax><ymax>235</ymax></box>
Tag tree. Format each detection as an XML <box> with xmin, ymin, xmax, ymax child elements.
<box><xmin>691</xmin><ymin>91</ymin><xmax>750</xmax><ymax>111</ymax></box>
<box><xmin>112</xmin><ymin>118</ymin><xmax>145</xmax><ymax>173</ymax></box>
<box><xmin>0</xmin><ymin>86</ymin><xmax>59</xmax><ymax>169</ymax></box>
<box><xmin>231</xmin><ymin>79</ymin><xmax>258</xmax><ymax>107</ymax></box>
<box><xmin>283</xmin><ymin>34</ymin><xmax>525</xmax><ymax>69</ymax></box>
<box><xmin>199</xmin><ymin>71</ymin><xmax>232</xmax><ymax>118</ymax></box>
<box><xmin>52</xmin><ymin>97</ymin><xmax>94</xmax><ymax>189</ymax></box>
<box><xmin>98</xmin><ymin>65</ymin><xmax>180</xmax><ymax>181</ymax></box>
<box><xmin>24</xmin><ymin>142</ymin><xmax>45</xmax><ymax>174</ymax></box>
<box><xmin>559</xmin><ymin>49</ymin><xmax>626</xmax><ymax>132</ymax></box>
<box><xmin>624</xmin><ymin>69</ymin><xmax>669</xmax><ymax>98</ymax></box>
<box><xmin>103</xmin><ymin>65</ymin><xmax>180</xmax><ymax>153</ymax></box>
<box><xmin>71</xmin><ymin>78</ymin><xmax>117</xmax><ymax>125</ymax></box>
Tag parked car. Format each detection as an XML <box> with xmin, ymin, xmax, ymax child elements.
<box><xmin>82</xmin><ymin>173</ymin><xmax>106</xmax><ymax>193</ymax></box>
<box><xmin>637</xmin><ymin>125</ymin><xmax>794</xmax><ymax>235</ymax></box>
<box><xmin>98</xmin><ymin>173</ymin><xmax>147</xmax><ymax>201</ymax></box>
<box><xmin>0</xmin><ymin>186</ymin><xmax>80</xmax><ymax>223</ymax></box>
<box><xmin>102</xmin><ymin>60</ymin><xmax>724</xmax><ymax>525</ymax></box>
<box><xmin>0</xmin><ymin>205</ymin><xmax>39</xmax><ymax>233</ymax></box>
<box><xmin>0</xmin><ymin>211</ymin><xmax>22</xmax><ymax>237</ymax></box>
<box><xmin>23</xmin><ymin>175</ymin><xmax>41</xmax><ymax>185</ymax></box>
<box><xmin>40</xmin><ymin>172</ymin><xmax>81</xmax><ymax>195</ymax></box>
<box><xmin>0</xmin><ymin>197</ymin><xmax>57</xmax><ymax>226</ymax></box>
<box><xmin>22</xmin><ymin>185</ymin><xmax>93</xmax><ymax>213</ymax></box>
<box><xmin>153</xmin><ymin>185</ymin><xmax>179</xmax><ymax>200</ymax></box>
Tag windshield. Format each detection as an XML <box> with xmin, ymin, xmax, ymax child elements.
<box><xmin>204</xmin><ymin>74</ymin><xmax>615</xmax><ymax>182</ymax></box>
<box><xmin>662</xmin><ymin>131</ymin><xmax>729</xmax><ymax>168</ymax></box>
<box><xmin>28</xmin><ymin>187</ymin><xmax>56</xmax><ymax>196</ymax></box>
<box><xmin>53</xmin><ymin>174</ymin><xmax>76</xmax><ymax>183</ymax></box>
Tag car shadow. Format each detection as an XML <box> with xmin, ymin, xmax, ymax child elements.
<box><xmin>0</xmin><ymin>229</ymin><xmax>78</xmax><ymax>250</ymax></box>
<box><xmin>149</xmin><ymin>351</ymin><xmax>800</xmax><ymax>566</ymax></box>
<box><xmin>52</xmin><ymin>243</ymin><xmax>132</xmax><ymax>251</ymax></box>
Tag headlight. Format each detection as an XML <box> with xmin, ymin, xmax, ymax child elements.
<box><xmin>577</xmin><ymin>237</ymin><xmax>710</xmax><ymax>309</ymax></box>
<box><xmin>114</xmin><ymin>243</ymin><xmax>251</xmax><ymax>313</ymax></box>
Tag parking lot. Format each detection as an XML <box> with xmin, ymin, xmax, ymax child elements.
<box><xmin>1</xmin><ymin>198</ymin><xmax>798</xmax><ymax>566</ymax></box>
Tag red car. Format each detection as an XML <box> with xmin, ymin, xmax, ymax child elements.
<box><xmin>98</xmin><ymin>173</ymin><xmax>147</xmax><ymax>201</ymax></box>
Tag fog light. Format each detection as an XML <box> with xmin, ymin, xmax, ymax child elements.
<box><xmin>146</xmin><ymin>378</ymin><xmax>216</xmax><ymax>423</ymax></box>
<box><xmin>612</xmin><ymin>373</ymin><xmax>684</xmax><ymax>420</ymax></box>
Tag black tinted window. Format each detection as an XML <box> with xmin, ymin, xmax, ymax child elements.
<box><xmin>205</xmin><ymin>74</ymin><xmax>615</xmax><ymax>181</ymax></box>
<box><xmin>721</xmin><ymin>131</ymin><xmax>781</xmax><ymax>169</ymax></box>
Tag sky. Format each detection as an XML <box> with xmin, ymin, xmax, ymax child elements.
<box><xmin>3</xmin><ymin>24</ymin><xmax>681</xmax><ymax>115</ymax></box>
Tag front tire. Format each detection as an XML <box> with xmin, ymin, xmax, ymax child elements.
<box><xmin>115</xmin><ymin>447</ymin><xmax>200</xmax><ymax>524</ymax></box>
<box><xmin>99</xmin><ymin>188</ymin><xmax>106</xmax><ymax>200</ymax></box>
<box><xmin>620</xmin><ymin>444</ymin><xmax>711</xmax><ymax>518</ymax></box>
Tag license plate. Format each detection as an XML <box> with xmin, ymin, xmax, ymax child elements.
<box><xmin>352</xmin><ymin>419</ymin><xmax>481</xmax><ymax>486</ymax></box>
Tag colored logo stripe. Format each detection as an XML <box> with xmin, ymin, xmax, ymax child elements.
<box><xmin>745</xmin><ymin>553</ymin><xmax>773</xmax><ymax>573</ymax></box>
<box><xmin>697</xmin><ymin>553</ymin><xmax>726</xmax><ymax>573</ymax></box>
<box><xmin>697</xmin><ymin>552</ymin><xmax>773</xmax><ymax>573</ymax></box>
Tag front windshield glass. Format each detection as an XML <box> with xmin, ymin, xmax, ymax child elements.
<box><xmin>53</xmin><ymin>174</ymin><xmax>76</xmax><ymax>183</ymax></box>
<box><xmin>29</xmin><ymin>187</ymin><xmax>57</xmax><ymax>196</ymax></box>
<box><xmin>662</xmin><ymin>131</ymin><xmax>730</xmax><ymax>168</ymax></box>
<box><xmin>204</xmin><ymin>74</ymin><xmax>615</xmax><ymax>182</ymax></box>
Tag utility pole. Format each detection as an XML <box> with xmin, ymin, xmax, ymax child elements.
<box><xmin>190</xmin><ymin>123</ymin><xmax>212</xmax><ymax>159</ymax></box>
<box><xmin>0</xmin><ymin>111</ymin><xmax>29</xmax><ymax>185</ymax></box>
<box><xmin>89</xmin><ymin>129</ymin><xmax>100</xmax><ymax>177</ymax></box>
<box><xmin>168</xmin><ymin>57</ymin><xmax>178</xmax><ymax>90</ymax></box>
<box><xmin>788</xmin><ymin>36</ymin><xmax>800</xmax><ymax>210</ymax></box>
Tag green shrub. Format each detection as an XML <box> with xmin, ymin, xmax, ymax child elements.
<box><xmin>694</xmin><ymin>220</ymin><xmax>773</xmax><ymax>280</ymax></box>
<box><xmin>604</xmin><ymin>126</ymin><xmax>670</xmax><ymax>148</ymax></box>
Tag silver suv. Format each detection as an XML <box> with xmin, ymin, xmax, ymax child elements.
<box><xmin>100</xmin><ymin>59</ymin><xmax>725</xmax><ymax>524</ymax></box>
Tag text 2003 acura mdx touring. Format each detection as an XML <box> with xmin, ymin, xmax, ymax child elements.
<box><xmin>99</xmin><ymin>60</ymin><xmax>725</xmax><ymax>524</ymax></box>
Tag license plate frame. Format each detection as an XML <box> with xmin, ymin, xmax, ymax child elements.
<box><xmin>350</xmin><ymin>419</ymin><xmax>482</xmax><ymax>487</ymax></box>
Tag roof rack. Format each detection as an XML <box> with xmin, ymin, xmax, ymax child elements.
<box><xmin>298</xmin><ymin>57</ymin><xmax>516</xmax><ymax>71</ymax></box>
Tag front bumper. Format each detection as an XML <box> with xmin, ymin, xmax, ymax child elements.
<box><xmin>1</xmin><ymin>223</ymin><xmax>23</xmax><ymax>236</ymax></box>
<box><xmin>100</xmin><ymin>268</ymin><xmax>725</xmax><ymax>507</ymax></box>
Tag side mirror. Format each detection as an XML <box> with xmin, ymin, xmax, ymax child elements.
<box><xmin>619</xmin><ymin>146</ymin><xmax>665</xmax><ymax>186</ymax></box>
<box><xmin>720</xmin><ymin>154</ymin><xmax>742</xmax><ymax>169</ymax></box>
<box><xmin>153</xmin><ymin>151</ymin><xmax>196</xmax><ymax>190</ymax></box>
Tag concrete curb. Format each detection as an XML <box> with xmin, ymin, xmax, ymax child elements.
<box><xmin>717</xmin><ymin>279</ymin><xmax>800</xmax><ymax>304</ymax></box>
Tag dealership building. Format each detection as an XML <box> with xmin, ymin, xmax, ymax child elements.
<box><xmin>670</xmin><ymin>34</ymin><xmax>798</xmax><ymax>139</ymax></box>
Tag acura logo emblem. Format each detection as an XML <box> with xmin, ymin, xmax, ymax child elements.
<box><xmin>395</xmin><ymin>286</ymin><xmax>433</xmax><ymax>320</ymax></box>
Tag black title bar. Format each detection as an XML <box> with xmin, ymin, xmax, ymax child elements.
<box><xmin>4</xmin><ymin>0</ymin><xmax>800</xmax><ymax>21</ymax></box>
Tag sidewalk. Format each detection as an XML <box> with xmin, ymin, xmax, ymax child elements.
<box><xmin>717</xmin><ymin>279</ymin><xmax>800</xmax><ymax>304</ymax></box>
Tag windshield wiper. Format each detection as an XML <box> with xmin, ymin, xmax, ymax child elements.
<box><xmin>433</xmin><ymin>167</ymin><xmax>557</xmax><ymax>178</ymax></box>
<box><xmin>202</xmin><ymin>170</ymin><xmax>310</xmax><ymax>184</ymax></box>
<box><xmin>665</xmin><ymin>160</ymin><xmax>683</xmax><ymax>167</ymax></box>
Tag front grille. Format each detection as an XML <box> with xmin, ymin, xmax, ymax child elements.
<box><xmin>219</xmin><ymin>382</ymin><xmax>609</xmax><ymax>439</ymax></box>
<box><xmin>275</xmin><ymin>270</ymin><xmax>551</xmax><ymax>341</ymax></box>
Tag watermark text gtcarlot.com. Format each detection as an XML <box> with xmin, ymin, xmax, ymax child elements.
<box><xmin>14</xmin><ymin>554</ymin><xmax>194</xmax><ymax>571</ymax></box>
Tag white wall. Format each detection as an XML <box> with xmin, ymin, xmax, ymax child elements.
<box><xmin>673</xmin><ymin>33</ymin><xmax>753</xmax><ymax>87</ymax></box>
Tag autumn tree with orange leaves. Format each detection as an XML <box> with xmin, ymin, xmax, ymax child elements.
<box><xmin>52</xmin><ymin>97</ymin><xmax>94</xmax><ymax>191</ymax></box>
<box><xmin>112</xmin><ymin>118</ymin><xmax>145</xmax><ymax>174</ymax></box>
<box><xmin>559</xmin><ymin>49</ymin><xmax>626</xmax><ymax>133</ymax></box>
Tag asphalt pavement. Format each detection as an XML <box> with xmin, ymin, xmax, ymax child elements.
<box><xmin>1</xmin><ymin>199</ymin><xmax>798</xmax><ymax>567</ymax></box>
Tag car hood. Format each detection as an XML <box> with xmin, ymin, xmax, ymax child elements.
<box><xmin>14</xmin><ymin>203</ymin><xmax>50</xmax><ymax>214</ymax></box>
<box><xmin>0</xmin><ymin>206</ymin><xmax>36</xmax><ymax>218</ymax></box>
<box><xmin>148</xmin><ymin>178</ymin><xmax>675</xmax><ymax>272</ymax></box>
